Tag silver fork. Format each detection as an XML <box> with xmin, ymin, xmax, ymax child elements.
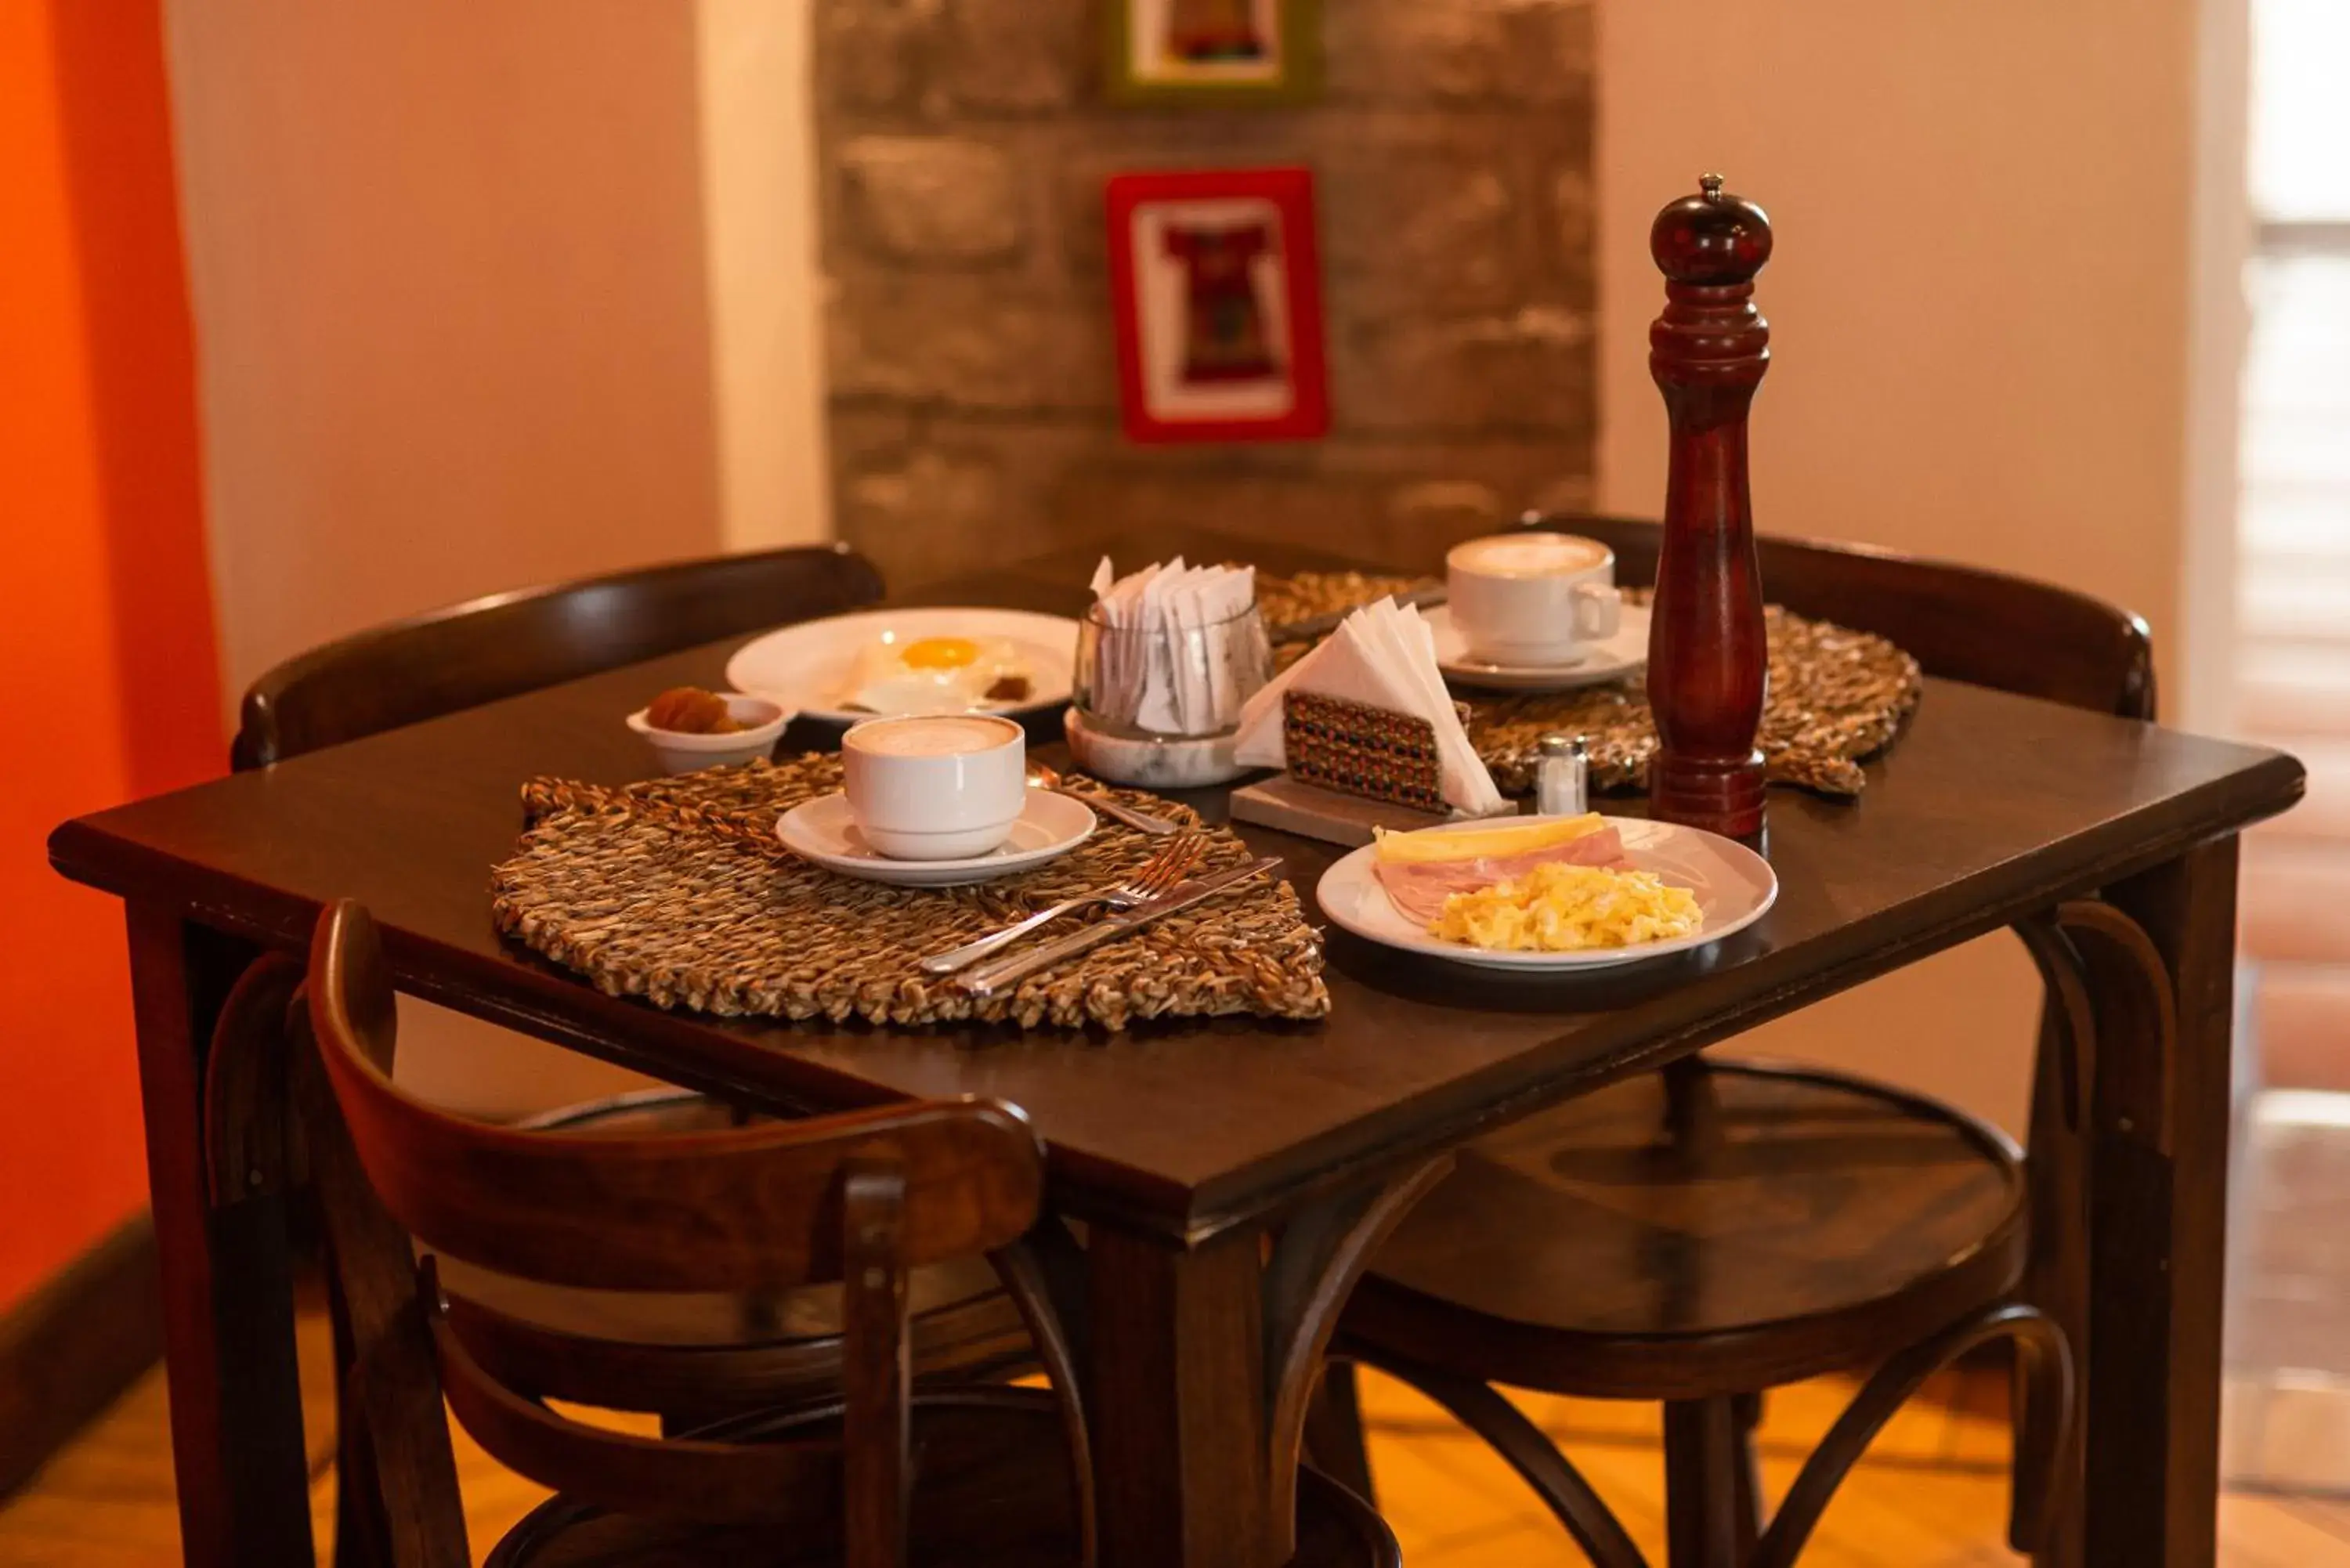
<box><xmin>916</xmin><ymin>832</ymin><xmax>1206</xmax><ymax>976</ymax></box>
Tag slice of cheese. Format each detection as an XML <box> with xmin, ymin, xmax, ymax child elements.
<box><xmin>1373</xmin><ymin>812</ymin><xmax>1607</xmax><ymax>865</ymax></box>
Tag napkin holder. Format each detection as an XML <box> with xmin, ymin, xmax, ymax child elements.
<box><xmin>1230</xmin><ymin>691</ymin><xmax>1500</xmax><ymax>847</ymax></box>
<box><xmin>1282</xmin><ymin>692</ymin><xmax>1447</xmax><ymax>811</ymax></box>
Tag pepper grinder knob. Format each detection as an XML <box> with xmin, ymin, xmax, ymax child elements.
<box><xmin>1650</xmin><ymin>172</ymin><xmax>1773</xmax><ymax>287</ymax></box>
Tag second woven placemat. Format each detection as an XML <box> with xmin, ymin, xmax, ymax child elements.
<box><xmin>1260</xmin><ymin>575</ymin><xmax>1922</xmax><ymax>799</ymax></box>
<box><xmin>491</xmin><ymin>757</ymin><xmax>1329</xmax><ymax>1031</ymax></box>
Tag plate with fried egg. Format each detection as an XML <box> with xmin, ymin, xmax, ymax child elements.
<box><xmin>726</xmin><ymin>609</ymin><xmax>1081</xmax><ymax>725</ymax></box>
<box><xmin>1314</xmin><ymin>813</ymin><xmax>1777</xmax><ymax>971</ymax></box>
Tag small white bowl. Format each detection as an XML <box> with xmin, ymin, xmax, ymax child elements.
<box><xmin>627</xmin><ymin>693</ymin><xmax>791</xmax><ymax>774</ymax></box>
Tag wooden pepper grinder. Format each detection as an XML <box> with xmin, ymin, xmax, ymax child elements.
<box><xmin>1647</xmin><ymin>172</ymin><xmax>1772</xmax><ymax>839</ymax></box>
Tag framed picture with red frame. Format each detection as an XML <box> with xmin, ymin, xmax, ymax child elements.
<box><xmin>1105</xmin><ymin>167</ymin><xmax>1330</xmax><ymax>446</ymax></box>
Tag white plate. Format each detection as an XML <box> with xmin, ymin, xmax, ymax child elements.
<box><xmin>1428</xmin><ymin>602</ymin><xmax>1650</xmax><ymax>692</ymax></box>
<box><xmin>776</xmin><ymin>789</ymin><xmax>1096</xmax><ymax>887</ymax></box>
<box><xmin>1314</xmin><ymin>815</ymin><xmax>1777</xmax><ymax>972</ymax></box>
<box><xmin>726</xmin><ymin>608</ymin><xmax>1083</xmax><ymax>725</ymax></box>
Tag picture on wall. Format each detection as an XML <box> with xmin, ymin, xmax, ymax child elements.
<box><xmin>1106</xmin><ymin>0</ymin><xmax>1323</xmax><ymax>106</ymax></box>
<box><xmin>1106</xmin><ymin>167</ymin><xmax>1329</xmax><ymax>446</ymax></box>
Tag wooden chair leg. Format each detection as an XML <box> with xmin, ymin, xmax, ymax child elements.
<box><xmin>1358</xmin><ymin>1353</ymin><xmax>1647</xmax><ymax>1568</ymax></box>
<box><xmin>1730</xmin><ymin>1392</ymin><xmax>1765</xmax><ymax>1565</ymax></box>
<box><xmin>1301</xmin><ymin>1361</ymin><xmax>1377</xmax><ymax>1505</ymax></box>
<box><xmin>327</xmin><ymin>1244</ymin><xmax>389</xmax><ymax>1568</ymax></box>
<box><xmin>1751</xmin><ymin>1303</ymin><xmax>2073</xmax><ymax>1568</ymax></box>
<box><xmin>1664</xmin><ymin>1397</ymin><xmax>1745</xmax><ymax>1568</ymax></box>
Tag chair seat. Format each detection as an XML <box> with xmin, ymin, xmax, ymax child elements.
<box><xmin>1345</xmin><ymin>1062</ymin><xmax>2030</xmax><ymax>1398</ymax></box>
<box><xmin>489</xmin><ymin>1396</ymin><xmax>1396</xmax><ymax>1567</ymax></box>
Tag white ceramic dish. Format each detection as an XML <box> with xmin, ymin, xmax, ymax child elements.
<box><xmin>1426</xmin><ymin>602</ymin><xmax>1650</xmax><ymax>692</ymax></box>
<box><xmin>726</xmin><ymin>608</ymin><xmax>1083</xmax><ymax>725</ymax></box>
<box><xmin>1314</xmin><ymin>814</ymin><xmax>1777</xmax><ymax>972</ymax></box>
<box><xmin>776</xmin><ymin>789</ymin><xmax>1096</xmax><ymax>887</ymax></box>
<box><xmin>626</xmin><ymin>694</ymin><xmax>791</xmax><ymax>774</ymax></box>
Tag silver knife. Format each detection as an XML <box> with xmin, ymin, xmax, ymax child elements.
<box><xmin>1268</xmin><ymin>583</ymin><xmax>1448</xmax><ymax>645</ymax></box>
<box><xmin>958</xmin><ymin>856</ymin><xmax>1284</xmax><ymax>999</ymax></box>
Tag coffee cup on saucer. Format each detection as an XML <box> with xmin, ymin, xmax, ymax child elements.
<box><xmin>841</xmin><ymin>714</ymin><xmax>1028</xmax><ymax>861</ymax></box>
<box><xmin>1444</xmin><ymin>532</ymin><xmax>1623</xmax><ymax>667</ymax></box>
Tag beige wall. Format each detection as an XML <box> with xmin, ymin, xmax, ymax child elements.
<box><xmin>699</xmin><ymin>0</ymin><xmax>833</xmax><ymax>556</ymax></box>
<box><xmin>1596</xmin><ymin>0</ymin><xmax>2233</xmax><ymax>1131</ymax></box>
<box><xmin>165</xmin><ymin>0</ymin><xmax>833</xmax><ymax>705</ymax></box>
<box><xmin>164</xmin><ymin>0</ymin><xmax>833</xmax><ymax>1117</ymax></box>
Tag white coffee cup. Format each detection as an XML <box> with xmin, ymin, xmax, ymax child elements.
<box><xmin>1444</xmin><ymin>531</ymin><xmax>1623</xmax><ymax>666</ymax></box>
<box><xmin>841</xmin><ymin>714</ymin><xmax>1028</xmax><ymax>861</ymax></box>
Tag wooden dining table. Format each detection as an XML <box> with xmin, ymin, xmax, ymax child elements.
<box><xmin>49</xmin><ymin>526</ymin><xmax>2305</xmax><ymax>1568</ymax></box>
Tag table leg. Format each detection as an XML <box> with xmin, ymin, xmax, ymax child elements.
<box><xmin>125</xmin><ymin>905</ymin><xmax>316</xmax><ymax>1568</ymax></box>
<box><xmin>1084</xmin><ymin>1158</ymin><xmax>1452</xmax><ymax>1567</ymax></box>
<box><xmin>2082</xmin><ymin>838</ymin><xmax>2239</xmax><ymax>1568</ymax></box>
<box><xmin>1088</xmin><ymin>1222</ymin><xmax>1273</xmax><ymax>1568</ymax></box>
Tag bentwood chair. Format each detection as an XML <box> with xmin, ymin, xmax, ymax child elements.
<box><xmin>232</xmin><ymin>543</ymin><xmax>887</xmax><ymax>1121</ymax></box>
<box><xmin>298</xmin><ymin>899</ymin><xmax>1400</xmax><ymax>1567</ymax></box>
<box><xmin>1324</xmin><ymin>516</ymin><xmax>2166</xmax><ymax>1567</ymax></box>
<box><xmin>208</xmin><ymin>545</ymin><xmax>1039</xmax><ymax>1541</ymax></box>
<box><xmin>233</xmin><ymin>544</ymin><xmax>885</xmax><ymax>769</ymax></box>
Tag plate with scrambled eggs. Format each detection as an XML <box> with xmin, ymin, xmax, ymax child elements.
<box><xmin>1314</xmin><ymin>814</ymin><xmax>1777</xmax><ymax>971</ymax></box>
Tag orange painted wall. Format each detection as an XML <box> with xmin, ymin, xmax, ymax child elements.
<box><xmin>1</xmin><ymin>0</ymin><xmax>221</xmax><ymax>1310</ymax></box>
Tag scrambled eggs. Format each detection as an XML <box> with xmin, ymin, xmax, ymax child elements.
<box><xmin>1432</xmin><ymin>862</ymin><xmax>1703</xmax><ymax>952</ymax></box>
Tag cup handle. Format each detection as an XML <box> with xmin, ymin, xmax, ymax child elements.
<box><xmin>1574</xmin><ymin>582</ymin><xmax>1622</xmax><ymax>639</ymax></box>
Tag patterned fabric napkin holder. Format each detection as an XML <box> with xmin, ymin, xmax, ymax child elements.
<box><xmin>1231</xmin><ymin>691</ymin><xmax>1492</xmax><ymax>848</ymax></box>
<box><xmin>1282</xmin><ymin>691</ymin><xmax>1448</xmax><ymax>812</ymax></box>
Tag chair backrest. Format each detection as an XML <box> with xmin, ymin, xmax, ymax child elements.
<box><xmin>1532</xmin><ymin>515</ymin><xmax>2157</xmax><ymax>720</ymax></box>
<box><xmin>233</xmin><ymin>544</ymin><xmax>886</xmax><ymax>769</ymax></box>
<box><xmin>301</xmin><ymin>900</ymin><xmax>1048</xmax><ymax>1567</ymax></box>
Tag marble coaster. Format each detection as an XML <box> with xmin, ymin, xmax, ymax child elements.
<box><xmin>1064</xmin><ymin>708</ymin><xmax>1256</xmax><ymax>789</ymax></box>
<box><xmin>1229</xmin><ymin>773</ymin><xmax>1509</xmax><ymax>848</ymax></box>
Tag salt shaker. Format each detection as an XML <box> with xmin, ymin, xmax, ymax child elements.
<box><xmin>1535</xmin><ymin>734</ymin><xmax>1589</xmax><ymax>816</ymax></box>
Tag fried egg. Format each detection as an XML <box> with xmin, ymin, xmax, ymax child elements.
<box><xmin>846</xmin><ymin>634</ymin><xmax>1029</xmax><ymax>716</ymax></box>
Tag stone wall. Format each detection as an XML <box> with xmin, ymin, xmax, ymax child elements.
<box><xmin>815</xmin><ymin>0</ymin><xmax>1596</xmax><ymax>587</ymax></box>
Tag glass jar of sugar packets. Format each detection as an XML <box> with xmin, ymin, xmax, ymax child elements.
<box><xmin>1535</xmin><ymin>734</ymin><xmax>1589</xmax><ymax>816</ymax></box>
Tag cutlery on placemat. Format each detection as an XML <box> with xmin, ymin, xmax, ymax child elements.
<box><xmin>958</xmin><ymin>855</ymin><xmax>1285</xmax><ymax>999</ymax></box>
<box><xmin>1026</xmin><ymin>761</ymin><xmax>1183</xmax><ymax>836</ymax></box>
<box><xmin>1268</xmin><ymin>583</ymin><xmax>1448</xmax><ymax>645</ymax></box>
<box><xmin>917</xmin><ymin>832</ymin><xmax>1204</xmax><ymax>977</ymax></box>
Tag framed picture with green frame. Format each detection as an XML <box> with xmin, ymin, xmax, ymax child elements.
<box><xmin>1104</xmin><ymin>0</ymin><xmax>1324</xmax><ymax>107</ymax></box>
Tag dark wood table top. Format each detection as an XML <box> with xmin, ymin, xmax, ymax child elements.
<box><xmin>50</xmin><ymin>529</ymin><xmax>2306</xmax><ymax>1241</ymax></box>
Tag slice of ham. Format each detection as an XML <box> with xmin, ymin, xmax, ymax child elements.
<box><xmin>1373</xmin><ymin>826</ymin><xmax>1631</xmax><ymax>927</ymax></box>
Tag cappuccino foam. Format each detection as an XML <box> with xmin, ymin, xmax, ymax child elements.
<box><xmin>1448</xmin><ymin>533</ymin><xmax>1609</xmax><ymax>578</ymax></box>
<box><xmin>847</xmin><ymin>714</ymin><xmax>1018</xmax><ymax>758</ymax></box>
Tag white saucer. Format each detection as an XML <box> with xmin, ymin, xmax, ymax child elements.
<box><xmin>1427</xmin><ymin>603</ymin><xmax>1650</xmax><ymax>692</ymax></box>
<box><xmin>727</xmin><ymin>607</ymin><xmax>1081</xmax><ymax>726</ymax></box>
<box><xmin>776</xmin><ymin>789</ymin><xmax>1096</xmax><ymax>887</ymax></box>
<box><xmin>1314</xmin><ymin>815</ymin><xmax>1777</xmax><ymax>971</ymax></box>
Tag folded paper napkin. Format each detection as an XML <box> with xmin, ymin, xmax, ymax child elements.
<box><xmin>1088</xmin><ymin>556</ymin><xmax>1258</xmax><ymax>736</ymax></box>
<box><xmin>1233</xmin><ymin>598</ymin><xmax>1506</xmax><ymax>816</ymax></box>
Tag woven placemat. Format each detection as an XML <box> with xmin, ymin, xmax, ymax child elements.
<box><xmin>490</xmin><ymin>757</ymin><xmax>1329</xmax><ymax>1031</ymax></box>
<box><xmin>1260</xmin><ymin>574</ymin><xmax>1922</xmax><ymax>800</ymax></box>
